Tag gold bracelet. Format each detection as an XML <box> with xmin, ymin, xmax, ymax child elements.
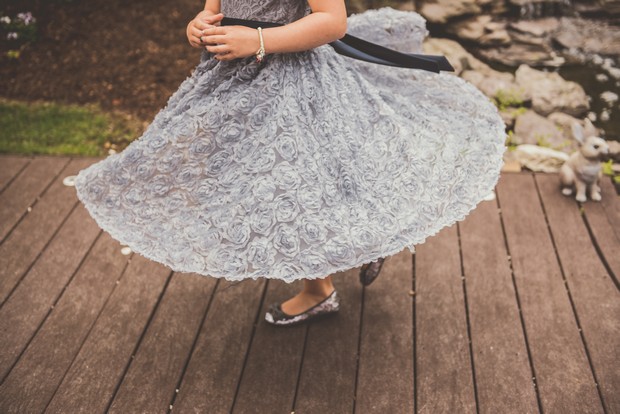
<box><xmin>255</xmin><ymin>27</ymin><xmax>266</xmax><ymax>63</ymax></box>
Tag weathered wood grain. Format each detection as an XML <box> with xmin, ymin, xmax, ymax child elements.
<box><xmin>415</xmin><ymin>224</ymin><xmax>476</xmax><ymax>414</ymax></box>
<box><xmin>356</xmin><ymin>249</ymin><xmax>414</xmax><ymax>412</ymax></box>
<box><xmin>582</xmin><ymin>176</ymin><xmax>620</xmax><ymax>284</ymax></box>
<box><xmin>173</xmin><ymin>278</ymin><xmax>266</xmax><ymax>413</ymax></box>
<box><xmin>459</xmin><ymin>193</ymin><xmax>539</xmax><ymax>414</ymax></box>
<box><xmin>107</xmin><ymin>272</ymin><xmax>217</xmax><ymax>413</ymax></box>
<box><xmin>0</xmin><ymin>156</ymin><xmax>69</xmax><ymax>242</ymax></box>
<box><xmin>45</xmin><ymin>254</ymin><xmax>171</xmax><ymax>413</ymax></box>
<box><xmin>536</xmin><ymin>173</ymin><xmax>620</xmax><ymax>413</ymax></box>
<box><xmin>294</xmin><ymin>268</ymin><xmax>363</xmax><ymax>413</ymax></box>
<box><xmin>0</xmin><ymin>231</ymin><xmax>130</xmax><ymax>414</ymax></box>
<box><xmin>497</xmin><ymin>173</ymin><xmax>603</xmax><ymax>413</ymax></box>
<box><xmin>0</xmin><ymin>155</ymin><xmax>31</xmax><ymax>193</ymax></box>
<box><xmin>0</xmin><ymin>204</ymin><xmax>100</xmax><ymax>380</ymax></box>
<box><xmin>232</xmin><ymin>279</ymin><xmax>307</xmax><ymax>413</ymax></box>
<box><xmin>0</xmin><ymin>157</ymin><xmax>95</xmax><ymax>304</ymax></box>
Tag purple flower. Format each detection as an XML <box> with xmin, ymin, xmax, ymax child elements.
<box><xmin>17</xmin><ymin>12</ymin><xmax>35</xmax><ymax>25</ymax></box>
<box><xmin>6</xmin><ymin>32</ymin><xmax>18</xmax><ymax>40</ymax></box>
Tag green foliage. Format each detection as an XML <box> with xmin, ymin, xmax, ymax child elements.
<box><xmin>494</xmin><ymin>88</ymin><xmax>525</xmax><ymax>111</ymax></box>
<box><xmin>505</xmin><ymin>130</ymin><xmax>517</xmax><ymax>151</ymax></box>
<box><xmin>602</xmin><ymin>159</ymin><xmax>614</xmax><ymax>176</ymax></box>
<box><xmin>0</xmin><ymin>11</ymin><xmax>38</xmax><ymax>60</ymax></box>
<box><xmin>0</xmin><ymin>99</ymin><xmax>143</xmax><ymax>156</ymax></box>
<box><xmin>535</xmin><ymin>134</ymin><xmax>552</xmax><ymax>148</ymax></box>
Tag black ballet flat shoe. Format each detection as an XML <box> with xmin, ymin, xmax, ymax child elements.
<box><xmin>359</xmin><ymin>258</ymin><xmax>385</xmax><ymax>286</ymax></box>
<box><xmin>264</xmin><ymin>290</ymin><xmax>340</xmax><ymax>327</ymax></box>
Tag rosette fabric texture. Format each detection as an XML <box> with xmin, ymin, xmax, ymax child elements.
<box><xmin>74</xmin><ymin>4</ymin><xmax>506</xmax><ymax>282</ymax></box>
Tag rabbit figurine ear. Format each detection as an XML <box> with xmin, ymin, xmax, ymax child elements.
<box><xmin>572</xmin><ymin>122</ymin><xmax>585</xmax><ymax>145</ymax></box>
<box><xmin>583</xmin><ymin>118</ymin><xmax>598</xmax><ymax>138</ymax></box>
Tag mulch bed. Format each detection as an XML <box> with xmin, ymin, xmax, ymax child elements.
<box><xmin>0</xmin><ymin>0</ymin><xmax>203</xmax><ymax>121</ymax></box>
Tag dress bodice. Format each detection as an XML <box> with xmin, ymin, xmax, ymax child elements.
<box><xmin>221</xmin><ymin>0</ymin><xmax>310</xmax><ymax>24</ymax></box>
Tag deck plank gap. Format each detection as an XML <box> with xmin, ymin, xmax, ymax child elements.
<box><xmin>532</xmin><ymin>174</ymin><xmax>609</xmax><ymax>412</ymax></box>
<box><xmin>495</xmin><ymin>174</ymin><xmax>544</xmax><ymax>413</ymax></box>
<box><xmin>456</xmin><ymin>222</ymin><xmax>481</xmax><ymax>414</ymax></box>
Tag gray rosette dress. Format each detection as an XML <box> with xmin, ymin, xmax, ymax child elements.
<box><xmin>74</xmin><ymin>3</ymin><xmax>507</xmax><ymax>283</ymax></box>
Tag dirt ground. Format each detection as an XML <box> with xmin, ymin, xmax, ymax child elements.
<box><xmin>0</xmin><ymin>0</ymin><xmax>206</xmax><ymax>121</ymax></box>
<box><xmin>0</xmin><ymin>0</ymin><xmax>384</xmax><ymax>123</ymax></box>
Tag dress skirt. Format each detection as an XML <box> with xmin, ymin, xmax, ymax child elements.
<box><xmin>74</xmin><ymin>7</ymin><xmax>506</xmax><ymax>282</ymax></box>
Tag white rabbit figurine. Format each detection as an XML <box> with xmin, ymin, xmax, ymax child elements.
<box><xmin>559</xmin><ymin>121</ymin><xmax>610</xmax><ymax>202</ymax></box>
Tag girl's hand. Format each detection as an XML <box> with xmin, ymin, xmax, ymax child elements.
<box><xmin>201</xmin><ymin>25</ymin><xmax>261</xmax><ymax>61</ymax></box>
<box><xmin>186</xmin><ymin>11</ymin><xmax>223</xmax><ymax>48</ymax></box>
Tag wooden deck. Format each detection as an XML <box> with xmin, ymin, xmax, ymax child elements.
<box><xmin>0</xmin><ymin>154</ymin><xmax>618</xmax><ymax>414</ymax></box>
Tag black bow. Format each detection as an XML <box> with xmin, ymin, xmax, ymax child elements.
<box><xmin>219</xmin><ymin>16</ymin><xmax>454</xmax><ymax>73</ymax></box>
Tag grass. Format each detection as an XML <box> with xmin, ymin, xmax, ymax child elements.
<box><xmin>0</xmin><ymin>98</ymin><xmax>144</xmax><ymax>156</ymax></box>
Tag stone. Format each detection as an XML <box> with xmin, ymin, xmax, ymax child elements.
<box><xmin>601</xmin><ymin>91</ymin><xmax>619</xmax><ymax>105</ymax></box>
<box><xmin>423</xmin><ymin>37</ymin><xmax>490</xmax><ymax>75</ymax></box>
<box><xmin>554</xmin><ymin>17</ymin><xmax>620</xmax><ymax>57</ymax></box>
<box><xmin>606</xmin><ymin>141</ymin><xmax>620</xmax><ymax>162</ymax></box>
<box><xmin>509</xmin><ymin>18</ymin><xmax>560</xmax><ymax>38</ymax></box>
<box><xmin>499</xmin><ymin>107</ymin><xmax>528</xmax><ymax>129</ymax></box>
<box><xmin>418</xmin><ymin>0</ymin><xmax>481</xmax><ymax>24</ymax></box>
<box><xmin>478</xmin><ymin>42</ymin><xmax>565</xmax><ymax>67</ymax></box>
<box><xmin>513</xmin><ymin>144</ymin><xmax>570</xmax><ymax>173</ymax></box>
<box><xmin>448</xmin><ymin>15</ymin><xmax>493</xmax><ymax>41</ymax></box>
<box><xmin>479</xmin><ymin>28</ymin><xmax>512</xmax><ymax>46</ymax></box>
<box><xmin>515</xmin><ymin>64</ymin><xmax>590</xmax><ymax>117</ymax></box>
<box><xmin>548</xmin><ymin>112</ymin><xmax>600</xmax><ymax>141</ymax></box>
<box><xmin>513</xmin><ymin>110</ymin><xmax>578</xmax><ymax>153</ymax></box>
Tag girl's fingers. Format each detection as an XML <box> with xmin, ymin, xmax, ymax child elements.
<box><xmin>214</xmin><ymin>52</ymin><xmax>234</xmax><ymax>61</ymax></box>
<box><xmin>193</xmin><ymin>20</ymin><xmax>215</xmax><ymax>31</ymax></box>
<box><xmin>203</xmin><ymin>13</ymin><xmax>224</xmax><ymax>24</ymax></box>
<box><xmin>206</xmin><ymin>44</ymin><xmax>230</xmax><ymax>54</ymax></box>
<box><xmin>189</xmin><ymin>27</ymin><xmax>204</xmax><ymax>38</ymax></box>
<box><xmin>201</xmin><ymin>26</ymin><xmax>226</xmax><ymax>36</ymax></box>
<box><xmin>201</xmin><ymin>34</ymin><xmax>226</xmax><ymax>45</ymax></box>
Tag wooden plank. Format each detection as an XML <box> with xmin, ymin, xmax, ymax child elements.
<box><xmin>173</xmin><ymin>278</ymin><xmax>266</xmax><ymax>413</ymax></box>
<box><xmin>496</xmin><ymin>173</ymin><xmax>603</xmax><ymax>413</ymax></box>
<box><xmin>415</xmin><ymin>224</ymin><xmax>476</xmax><ymax>414</ymax></box>
<box><xmin>582</xmin><ymin>176</ymin><xmax>620</xmax><ymax>282</ymax></box>
<box><xmin>356</xmin><ymin>249</ymin><xmax>414</xmax><ymax>412</ymax></box>
<box><xmin>536</xmin><ymin>173</ymin><xmax>620</xmax><ymax>413</ymax></box>
<box><xmin>0</xmin><ymin>204</ymin><xmax>101</xmax><ymax>380</ymax></box>
<box><xmin>0</xmin><ymin>156</ymin><xmax>69</xmax><ymax>241</ymax></box>
<box><xmin>45</xmin><ymin>254</ymin><xmax>171</xmax><ymax>413</ymax></box>
<box><xmin>0</xmin><ymin>157</ymin><xmax>95</xmax><ymax>304</ymax></box>
<box><xmin>459</xmin><ymin>194</ymin><xmax>539</xmax><ymax>413</ymax></box>
<box><xmin>108</xmin><ymin>272</ymin><xmax>217</xmax><ymax>413</ymax></box>
<box><xmin>294</xmin><ymin>268</ymin><xmax>362</xmax><ymax>413</ymax></box>
<box><xmin>0</xmin><ymin>155</ymin><xmax>31</xmax><ymax>193</ymax></box>
<box><xmin>233</xmin><ymin>279</ymin><xmax>307</xmax><ymax>413</ymax></box>
<box><xmin>0</xmin><ymin>231</ymin><xmax>130</xmax><ymax>414</ymax></box>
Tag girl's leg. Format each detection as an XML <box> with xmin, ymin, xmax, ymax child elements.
<box><xmin>280</xmin><ymin>275</ymin><xmax>335</xmax><ymax>315</ymax></box>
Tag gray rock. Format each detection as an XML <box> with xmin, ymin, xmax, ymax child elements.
<box><xmin>513</xmin><ymin>110</ymin><xmax>572</xmax><ymax>151</ymax></box>
<box><xmin>418</xmin><ymin>0</ymin><xmax>482</xmax><ymax>23</ymax></box>
<box><xmin>513</xmin><ymin>144</ymin><xmax>569</xmax><ymax>173</ymax></box>
<box><xmin>515</xmin><ymin>64</ymin><xmax>590</xmax><ymax>117</ymax></box>
<box><xmin>548</xmin><ymin>112</ymin><xmax>600</xmax><ymax>141</ymax></box>
<box><xmin>423</xmin><ymin>37</ymin><xmax>490</xmax><ymax>75</ymax></box>
<box><xmin>554</xmin><ymin>17</ymin><xmax>620</xmax><ymax>57</ymax></box>
<box><xmin>448</xmin><ymin>15</ymin><xmax>493</xmax><ymax>41</ymax></box>
<box><xmin>607</xmin><ymin>140</ymin><xmax>620</xmax><ymax>162</ymax></box>
<box><xmin>478</xmin><ymin>42</ymin><xmax>565</xmax><ymax>67</ymax></box>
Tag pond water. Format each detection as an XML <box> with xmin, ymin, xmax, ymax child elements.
<box><xmin>470</xmin><ymin>48</ymin><xmax>620</xmax><ymax>143</ymax></box>
<box><xmin>559</xmin><ymin>63</ymin><xmax>620</xmax><ymax>142</ymax></box>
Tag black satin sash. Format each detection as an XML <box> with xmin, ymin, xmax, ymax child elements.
<box><xmin>219</xmin><ymin>17</ymin><xmax>454</xmax><ymax>73</ymax></box>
